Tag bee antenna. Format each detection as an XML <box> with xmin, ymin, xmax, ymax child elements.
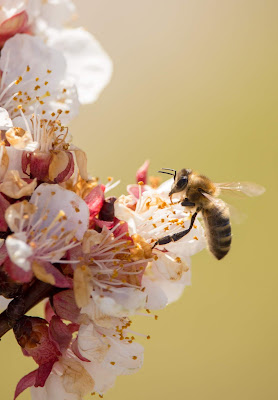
<box><xmin>158</xmin><ymin>168</ymin><xmax>176</xmax><ymax>179</ymax></box>
<box><xmin>160</xmin><ymin>167</ymin><xmax>176</xmax><ymax>179</ymax></box>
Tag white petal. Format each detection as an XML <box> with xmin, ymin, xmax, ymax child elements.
<box><xmin>105</xmin><ymin>340</ymin><xmax>144</xmax><ymax>376</ymax></box>
<box><xmin>78</xmin><ymin>324</ymin><xmax>109</xmax><ymax>363</ymax></box>
<box><xmin>92</xmin><ymin>288</ymin><xmax>146</xmax><ymax>317</ymax></box>
<box><xmin>84</xmin><ymin>361</ymin><xmax>117</xmax><ymax>395</ymax></box>
<box><xmin>30</xmin><ymin>184</ymin><xmax>89</xmax><ymax>240</ymax></box>
<box><xmin>0</xmin><ymin>107</ymin><xmax>12</xmax><ymax>129</ymax></box>
<box><xmin>6</xmin><ymin>235</ymin><xmax>32</xmax><ymax>271</ymax></box>
<box><xmin>35</xmin><ymin>0</ymin><xmax>76</xmax><ymax>29</ymax></box>
<box><xmin>6</xmin><ymin>146</ymin><xmax>25</xmax><ymax>177</ymax></box>
<box><xmin>141</xmin><ymin>275</ymin><xmax>168</xmax><ymax>310</ymax></box>
<box><xmin>46</xmin><ymin>27</ymin><xmax>113</xmax><ymax>104</ymax></box>
<box><xmin>30</xmin><ymin>373</ymin><xmax>79</xmax><ymax>400</ymax></box>
<box><xmin>0</xmin><ymin>34</ymin><xmax>66</xmax><ymax>102</ymax></box>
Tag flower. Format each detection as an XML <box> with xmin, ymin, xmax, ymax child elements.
<box><xmin>71</xmin><ymin>224</ymin><xmax>150</xmax><ymax>314</ymax></box>
<box><xmin>6</xmin><ymin>111</ymin><xmax>87</xmax><ymax>183</ymax></box>
<box><xmin>0</xmin><ymin>34</ymin><xmax>78</xmax><ymax>122</ymax></box>
<box><xmin>4</xmin><ymin>183</ymin><xmax>89</xmax><ymax>286</ymax></box>
<box><xmin>115</xmin><ymin>164</ymin><xmax>206</xmax><ymax>308</ymax></box>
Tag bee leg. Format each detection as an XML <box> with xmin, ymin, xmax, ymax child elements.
<box><xmin>152</xmin><ymin>210</ymin><xmax>199</xmax><ymax>248</ymax></box>
<box><xmin>181</xmin><ymin>198</ymin><xmax>195</xmax><ymax>207</ymax></box>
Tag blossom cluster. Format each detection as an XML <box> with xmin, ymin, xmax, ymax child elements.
<box><xmin>0</xmin><ymin>2</ymin><xmax>206</xmax><ymax>399</ymax></box>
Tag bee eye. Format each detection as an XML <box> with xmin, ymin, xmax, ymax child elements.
<box><xmin>176</xmin><ymin>176</ymin><xmax>188</xmax><ymax>189</ymax></box>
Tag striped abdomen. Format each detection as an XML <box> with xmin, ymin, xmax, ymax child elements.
<box><xmin>202</xmin><ymin>203</ymin><xmax>232</xmax><ymax>260</ymax></box>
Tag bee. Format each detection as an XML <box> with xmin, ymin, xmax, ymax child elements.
<box><xmin>152</xmin><ymin>168</ymin><xmax>265</xmax><ymax>260</ymax></box>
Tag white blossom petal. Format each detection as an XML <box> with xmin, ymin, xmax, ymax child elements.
<box><xmin>30</xmin><ymin>373</ymin><xmax>79</xmax><ymax>400</ymax></box>
<box><xmin>0</xmin><ymin>107</ymin><xmax>12</xmax><ymax>129</ymax></box>
<box><xmin>6</xmin><ymin>235</ymin><xmax>32</xmax><ymax>271</ymax></box>
<box><xmin>92</xmin><ymin>288</ymin><xmax>147</xmax><ymax>318</ymax></box>
<box><xmin>30</xmin><ymin>183</ymin><xmax>89</xmax><ymax>241</ymax></box>
<box><xmin>46</xmin><ymin>27</ymin><xmax>113</xmax><ymax>104</ymax></box>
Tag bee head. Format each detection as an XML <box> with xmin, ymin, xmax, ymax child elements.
<box><xmin>169</xmin><ymin>168</ymin><xmax>191</xmax><ymax>196</ymax></box>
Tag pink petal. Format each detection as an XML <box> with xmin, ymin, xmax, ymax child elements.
<box><xmin>44</xmin><ymin>300</ymin><xmax>55</xmax><ymax>323</ymax></box>
<box><xmin>13</xmin><ymin>317</ymin><xmax>61</xmax><ymax>365</ymax></box>
<box><xmin>14</xmin><ymin>369</ymin><xmax>37</xmax><ymax>400</ymax></box>
<box><xmin>0</xmin><ymin>12</ymin><xmax>28</xmax><ymax>47</ymax></box>
<box><xmin>71</xmin><ymin>337</ymin><xmax>90</xmax><ymax>362</ymax></box>
<box><xmin>49</xmin><ymin>316</ymin><xmax>72</xmax><ymax>353</ymax></box>
<box><xmin>127</xmin><ymin>184</ymin><xmax>147</xmax><ymax>200</ymax></box>
<box><xmin>136</xmin><ymin>160</ymin><xmax>149</xmax><ymax>184</ymax></box>
<box><xmin>84</xmin><ymin>185</ymin><xmax>104</xmax><ymax>225</ymax></box>
<box><xmin>4</xmin><ymin>256</ymin><xmax>33</xmax><ymax>283</ymax></box>
<box><xmin>113</xmin><ymin>219</ymin><xmax>132</xmax><ymax>240</ymax></box>
<box><xmin>53</xmin><ymin>290</ymin><xmax>80</xmax><ymax>323</ymax></box>
<box><xmin>35</xmin><ymin>361</ymin><xmax>56</xmax><ymax>387</ymax></box>
<box><xmin>53</xmin><ymin>151</ymin><xmax>74</xmax><ymax>183</ymax></box>
<box><xmin>41</xmin><ymin>262</ymin><xmax>73</xmax><ymax>288</ymax></box>
<box><xmin>22</xmin><ymin>151</ymin><xmax>52</xmax><ymax>181</ymax></box>
<box><xmin>94</xmin><ymin>218</ymin><xmax>114</xmax><ymax>230</ymax></box>
<box><xmin>68</xmin><ymin>323</ymin><xmax>79</xmax><ymax>333</ymax></box>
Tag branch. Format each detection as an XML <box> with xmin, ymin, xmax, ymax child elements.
<box><xmin>0</xmin><ymin>279</ymin><xmax>60</xmax><ymax>339</ymax></box>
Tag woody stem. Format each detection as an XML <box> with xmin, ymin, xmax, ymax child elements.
<box><xmin>0</xmin><ymin>279</ymin><xmax>61</xmax><ymax>339</ymax></box>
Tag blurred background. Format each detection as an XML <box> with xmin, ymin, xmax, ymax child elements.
<box><xmin>3</xmin><ymin>0</ymin><xmax>277</xmax><ymax>399</ymax></box>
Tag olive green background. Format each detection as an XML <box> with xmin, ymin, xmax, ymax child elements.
<box><xmin>3</xmin><ymin>1</ymin><xmax>277</xmax><ymax>399</ymax></box>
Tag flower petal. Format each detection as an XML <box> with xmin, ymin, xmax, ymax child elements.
<box><xmin>92</xmin><ymin>288</ymin><xmax>146</xmax><ymax>318</ymax></box>
<box><xmin>6</xmin><ymin>236</ymin><xmax>32</xmax><ymax>271</ymax></box>
<box><xmin>30</xmin><ymin>183</ymin><xmax>89</xmax><ymax>241</ymax></box>
<box><xmin>46</xmin><ymin>27</ymin><xmax>112</xmax><ymax>104</ymax></box>
<box><xmin>0</xmin><ymin>107</ymin><xmax>12</xmax><ymax>129</ymax></box>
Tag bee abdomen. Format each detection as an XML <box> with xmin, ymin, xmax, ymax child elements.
<box><xmin>202</xmin><ymin>206</ymin><xmax>232</xmax><ymax>260</ymax></box>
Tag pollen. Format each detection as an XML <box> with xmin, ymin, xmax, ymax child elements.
<box><xmin>147</xmin><ymin>335</ymin><xmax>151</xmax><ymax>340</ymax></box>
<box><xmin>26</xmin><ymin>65</ymin><xmax>30</xmax><ymax>72</ymax></box>
<box><xmin>138</xmin><ymin>181</ymin><xmax>144</xmax><ymax>185</ymax></box>
<box><xmin>193</xmin><ymin>236</ymin><xmax>198</xmax><ymax>240</ymax></box>
<box><xmin>110</xmin><ymin>362</ymin><xmax>115</xmax><ymax>365</ymax></box>
<box><xmin>15</xmin><ymin>76</ymin><xmax>22</xmax><ymax>84</ymax></box>
<box><xmin>47</xmin><ymin>69</ymin><xmax>52</xmax><ymax>74</ymax></box>
<box><xmin>132</xmin><ymin>356</ymin><xmax>137</xmax><ymax>360</ymax></box>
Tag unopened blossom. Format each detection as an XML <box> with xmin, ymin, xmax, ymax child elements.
<box><xmin>4</xmin><ymin>183</ymin><xmax>89</xmax><ymax>285</ymax></box>
<box><xmin>0</xmin><ymin>1</ymin><xmax>30</xmax><ymax>47</ymax></box>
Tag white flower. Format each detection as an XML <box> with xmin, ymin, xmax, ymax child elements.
<box><xmin>115</xmin><ymin>180</ymin><xmax>206</xmax><ymax>307</ymax></box>
<box><xmin>5</xmin><ymin>184</ymin><xmax>89</xmax><ymax>282</ymax></box>
<box><xmin>0</xmin><ymin>34</ymin><xmax>79</xmax><ymax>122</ymax></box>
<box><xmin>77</xmin><ymin>321</ymin><xmax>144</xmax><ymax>393</ymax></box>
<box><xmin>72</xmin><ymin>225</ymin><xmax>150</xmax><ymax>314</ymax></box>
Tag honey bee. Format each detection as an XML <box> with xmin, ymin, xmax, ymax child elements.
<box><xmin>152</xmin><ymin>168</ymin><xmax>265</xmax><ymax>260</ymax></box>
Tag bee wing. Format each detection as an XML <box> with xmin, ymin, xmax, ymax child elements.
<box><xmin>215</xmin><ymin>182</ymin><xmax>265</xmax><ymax>197</ymax></box>
<box><xmin>200</xmin><ymin>191</ymin><xmax>246</xmax><ymax>224</ymax></box>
